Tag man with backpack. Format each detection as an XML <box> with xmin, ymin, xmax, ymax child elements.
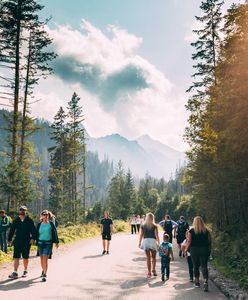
<box><xmin>174</xmin><ymin>216</ymin><xmax>189</xmax><ymax>257</ymax></box>
<box><xmin>0</xmin><ymin>210</ymin><xmax>10</xmax><ymax>253</ymax></box>
<box><xmin>159</xmin><ymin>214</ymin><xmax>178</xmax><ymax>243</ymax></box>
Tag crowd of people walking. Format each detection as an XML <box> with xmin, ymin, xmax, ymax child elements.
<box><xmin>0</xmin><ymin>206</ymin><xmax>59</xmax><ymax>282</ymax></box>
<box><xmin>138</xmin><ymin>212</ymin><xmax>212</xmax><ymax>292</ymax></box>
<box><xmin>1</xmin><ymin>206</ymin><xmax>212</xmax><ymax>293</ymax></box>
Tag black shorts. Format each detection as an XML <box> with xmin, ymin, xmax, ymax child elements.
<box><xmin>177</xmin><ymin>235</ymin><xmax>185</xmax><ymax>244</ymax></box>
<box><xmin>102</xmin><ymin>233</ymin><xmax>111</xmax><ymax>241</ymax></box>
<box><xmin>13</xmin><ymin>242</ymin><xmax>31</xmax><ymax>259</ymax></box>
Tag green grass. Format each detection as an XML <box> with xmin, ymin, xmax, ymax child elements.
<box><xmin>0</xmin><ymin>221</ymin><xmax>129</xmax><ymax>264</ymax></box>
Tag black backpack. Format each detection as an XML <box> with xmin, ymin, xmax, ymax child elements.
<box><xmin>163</xmin><ymin>220</ymin><xmax>173</xmax><ymax>234</ymax></box>
<box><xmin>177</xmin><ymin>221</ymin><xmax>189</xmax><ymax>235</ymax></box>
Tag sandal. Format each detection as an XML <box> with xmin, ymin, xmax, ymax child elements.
<box><xmin>147</xmin><ymin>272</ymin><xmax>152</xmax><ymax>278</ymax></box>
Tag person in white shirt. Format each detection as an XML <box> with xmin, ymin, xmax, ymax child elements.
<box><xmin>136</xmin><ymin>215</ymin><xmax>141</xmax><ymax>233</ymax></box>
<box><xmin>130</xmin><ymin>215</ymin><xmax>137</xmax><ymax>234</ymax></box>
<box><xmin>181</xmin><ymin>237</ymin><xmax>194</xmax><ymax>282</ymax></box>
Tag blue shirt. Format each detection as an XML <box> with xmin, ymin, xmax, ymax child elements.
<box><xmin>159</xmin><ymin>241</ymin><xmax>172</xmax><ymax>257</ymax></box>
<box><xmin>39</xmin><ymin>223</ymin><xmax>52</xmax><ymax>242</ymax></box>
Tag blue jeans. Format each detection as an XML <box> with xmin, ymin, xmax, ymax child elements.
<box><xmin>161</xmin><ymin>256</ymin><xmax>171</xmax><ymax>278</ymax></box>
<box><xmin>0</xmin><ymin>231</ymin><xmax>7</xmax><ymax>253</ymax></box>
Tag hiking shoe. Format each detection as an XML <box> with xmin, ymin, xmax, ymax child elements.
<box><xmin>40</xmin><ymin>271</ymin><xmax>44</xmax><ymax>277</ymax></box>
<box><xmin>106</xmin><ymin>251</ymin><xmax>109</xmax><ymax>255</ymax></box>
<box><xmin>161</xmin><ymin>274</ymin><xmax>165</xmax><ymax>282</ymax></box>
<box><xmin>42</xmin><ymin>274</ymin><xmax>47</xmax><ymax>282</ymax></box>
<box><xmin>102</xmin><ymin>250</ymin><xmax>106</xmax><ymax>255</ymax></box>
<box><xmin>194</xmin><ymin>282</ymin><xmax>200</xmax><ymax>288</ymax></box>
<box><xmin>9</xmin><ymin>272</ymin><xmax>18</xmax><ymax>279</ymax></box>
<box><xmin>22</xmin><ymin>270</ymin><xmax>28</xmax><ymax>278</ymax></box>
<box><xmin>204</xmin><ymin>282</ymin><xmax>208</xmax><ymax>292</ymax></box>
<box><xmin>166</xmin><ymin>277</ymin><xmax>170</xmax><ymax>280</ymax></box>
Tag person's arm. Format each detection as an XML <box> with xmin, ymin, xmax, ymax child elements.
<box><xmin>170</xmin><ymin>246</ymin><xmax>174</xmax><ymax>261</ymax></box>
<box><xmin>30</xmin><ymin>219</ymin><xmax>37</xmax><ymax>244</ymax></box>
<box><xmin>171</xmin><ymin>220</ymin><xmax>178</xmax><ymax>228</ymax></box>
<box><xmin>110</xmin><ymin>223</ymin><xmax>113</xmax><ymax>235</ymax></box>
<box><xmin>208</xmin><ymin>231</ymin><xmax>212</xmax><ymax>252</ymax></box>
<box><xmin>7</xmin><ymin>219</ymin><xmax>16</xmax><ymax>244</ymax></box>
<box><xmin>138</xmin><ymin>226</ymin><xmax>144</xmax><ymax>248</ymax></box>
<box><xmin>51</xmin><ymin>222</ymin><xmax>59</xmax><ymax>247</ymax></box>
<box><xmin>2</xmin><ymin>216</ymin><xmax>10</xmax><ymax>228</ymax></box>
<box><xmin>184</xmin><ymin>231</ymin><xmax>191</xmax><ymax>253</ymax></box>
<box><xmin>100</xmin><ymin>223</ymin><xmax>103</xmax><ymax>234</ymax></box>
<box><xmin>159</xmin><ymin>220</ymin><xmax>165</xmax><ymax>228</ymax></box>
<box><xmin>155</xmin><ymin>225</ymin><xmax>160</xmax><ymax>245</ymax></box>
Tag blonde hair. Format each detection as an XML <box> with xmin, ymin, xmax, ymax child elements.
<box><xmin>193</xmin><ymin>216</ymin><xmax>207</xmax><ymax>234</ymax></box>
<box><xmin>144</xmin><ymin>212</ymin><xmax>155</xmax><ymax>229</ymax></box>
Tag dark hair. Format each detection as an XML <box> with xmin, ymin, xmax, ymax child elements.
<box><xmin>180</xmin><ymin>216</ymin><xmax>185</xmax><ymax>220</ymax></box>
<box><xmin>163</xmin><ymin>233</ymin><xmax>170</xmax><ymax>240</ymax></box>
<box><xmin>0</xmin><ymin>210</ymin><xmax>5</xmax><ymax>214</ymax></box>
<box><xmin>165</xmin><ymin>214</ymin><xmax>171</xmax><ymax>220</ymax></box>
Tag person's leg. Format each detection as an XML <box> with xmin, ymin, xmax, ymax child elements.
<box><xmin>102</xmin><ymin>239</ymin><xmax>106</xmax><ymax>251</ymax></box>
<box><xmin>166</xmin><ymin>258</ymin><xmax>170</xmax><ymax>279</ymax></box>
<box><xmin>14</xmin><ymin>258</ymin><xmax>20</xmax><ymax>272</ymax></box>
<box><xmin>200</xmin><ymin>250</ymin><xmax>209</xmax><ymax>281</ymax></box>
<box><xmin>190</xmin><ymin>248</ymin><xmax>200</xmax><ymax>285</ymax></box>
<box><xmin>161</xmin><ymin>257</ymin><xmax>166</xmax><ymax>281</ymax></box>
<box><xmin>151</xmin><ymin>250</ymin><xmax>157</xmax><ymax>273</ymax></box>
<box><xmin>107</xmin><ymin>240</ymin><xmax>110</xmax><ymax>251</ymax></box>
<box><xmin>23</xmin><ymin>258</ymin><xmax>29</xmax><ymax>271</ymax></box>
<box><xmin>134</xmin><ymin>225</ymin><xmax>136</xmax><ymax>234</ymax></box>
<box><xmin>187</xmin><ymin>256</ymin><xmax>194</xmax><ymax>280</ymax></box>
<box><xmin>43</xmin><ymin>256</ymin><xmax>49</xmax><ymax>274</ymax></box>
<box><xmin>0</xmin><ymin>232</ymin><xmax>4</xmax><ymax>252</ymax></box>
<box><xmin>3</xmin><ymin>231</ymin><xmax>7</xmax><ymax>253</ymax></box>
<box><xmin>145</xmin><ymin>250</ymin><xmax>151</xmax><ymax>275</ymax></box>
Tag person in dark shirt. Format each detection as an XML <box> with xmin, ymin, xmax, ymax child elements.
<box><xmin>100</xmin><ymin>211</ymin><xmax>113</xmax><ymax>255</ymax></box>
<box><xmin>7</xmin><ymin>206</ymin><xmax>37</xmax><ymax>279</ymax></box>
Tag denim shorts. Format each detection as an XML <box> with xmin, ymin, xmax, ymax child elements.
<box><xmin>38</xmin><ymin>242</ymin><xmax>53</xmax><ymax>257</ymax></box>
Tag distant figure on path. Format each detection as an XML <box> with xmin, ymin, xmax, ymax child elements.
<box><xmin>181</xmin><ymin>237</ymin><xmax>194</xmax><ymax>282</ymax></box>
<box><xmin>7</xmin><ymin>206</ymin><xmax>37</xmax><ymax>279</ymax></box>
<box><xmin>139</xmin><ymin>212</ymin><xmax>160</xmax><ymax>278</ymax></box>
<box><xmin>130</xmin><ymin>214</ymin><xmax>137</xmax><ymax>234</ymax></box>
<box><xmin>0</xmin><ymin>209</ymin><xmax>10</xmax><ymax>253</ymax></box>
<box><xmin>174</xmin><ymin>216</ymin><xmax>189</xmax><ymax>257</ymax></box>
<box><xmin>159</xmin><ymin>214</ymin><xmax>178</xmax><ymax>243</ymax></box>
<box><xmin>36</xmin><ymin>210</ymin><xmax>59</xmax><ymax>282</ymax></box>
<box><xmin>185</xmin><ymin>216</ymin><xmax>212</xmax><ymax>292</ymax></box>
<box><xmin>159</xmin><ymin>233</ymin><xmax>174</xmax><ymax>281</ymax></box>
<box><xmin>136</xmin><ymin>215</ymin><xmax>141</xmax><ymax>233</ymax></box>
<box><xmin>100</xmin><ymin>211</ymin><xmax>113</xmax><ymax>255</ymax></box>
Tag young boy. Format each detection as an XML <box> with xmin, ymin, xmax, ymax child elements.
<box><xmin>159</xmin><ymin>233</ymin><xmax>174</xmax><ymax>281</ymax></box>
<box><xmin>182</xmin><ymin>238</ymin><xmax>194</xmax><ymax>282</ymax></box>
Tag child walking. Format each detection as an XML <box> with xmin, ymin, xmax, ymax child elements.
<box><xmin>159</xmin><ymin>233</ymin><xmax>174</xmax><ymax>281</ymax></box>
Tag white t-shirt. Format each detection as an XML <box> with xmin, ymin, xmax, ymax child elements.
<box><xmin>182</xmin><ymin>239</ymin><xmax>190</xmax><ymax>257</ymax></box>
<box><xmin>131</xmin><ymin>217</ymin><xmax>137</xmax><ymax>225</ymax></box>
<box><xmin>136</xmin><ymin>217</ymin><xmax>141</xmax><ymax>225</ymax></box>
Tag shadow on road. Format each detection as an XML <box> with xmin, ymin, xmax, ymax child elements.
<box><xmin>82</xmin><ymin>254</ymin><xmax>103</xmax><ymax>259</ymax></box>
<box><xmin>132</xmin><ymin>256</ymin><xmax>146</xmax><ymax>262</ymax></box>
<box><xmin>120</xmin><ymin>277</ymin><xmax>147</xmax><ymax>289</ymax></box>
<box><xmin>0</xmin><ymin>277</ymin><xmax>41</xmax><ymax>291</ymax></box>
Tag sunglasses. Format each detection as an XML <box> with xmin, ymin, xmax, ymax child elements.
<box><xmin>42</xmin><ymin>213</ymin><xmax>48</xmax><ymax>216</ymax></box>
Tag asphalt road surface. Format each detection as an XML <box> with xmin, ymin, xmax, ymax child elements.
<box><xmin>0</xmin><ymin>233</ymin><xmax>227</xmax><ymax>300</ymax></box>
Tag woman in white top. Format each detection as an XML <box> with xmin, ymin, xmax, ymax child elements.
<box><xmin>136</xmin><ymin>215</ymin><xmax>141</xmax><ymax>233</ymax></box>
<box><xmin>130</xmin><ymin>215</ymin><xmax>137</xmax><ymax>234</ymax></box>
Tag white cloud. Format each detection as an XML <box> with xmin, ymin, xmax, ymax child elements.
<box><xmin>37</xmin><ymin>20</ymin><xmax>188</xmax><ymax>151</ymax></box>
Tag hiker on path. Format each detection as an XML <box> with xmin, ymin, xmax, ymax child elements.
<box><xmin>184</xmin><ymin>216</ymin><xmax>212</xmax><ymax>292</ymax></box>
<box><xmin>0</xmin><ymin>210</ymin><xmax>10</xmax><ymax>253</ymax></box>
<box><xmin>36</xmin><ymin>210</ymin><xmax>59</xmax><ymax>282</ymax></box>
<box><xmin>130</xmin><ymin>215</ymin><xmax>137</xmax><ymax>234</ymax></box>
<box><xmin>159</xmin><ymin>233</ymin><xmax>174</xmax><ymax>282</ymax></box>
<box><xmin>7</xmin><ymin>206</ymin><xmax>37</xmax><ymax>279</ymax></box>
<box><xmin>159</xmin><ymin>214</ymin><xmax>178</xmax><ymax>243</ymax></box>
<box><xmin>181</xmin><ymin>236</ymin><xmax>194</xmax><ymax>282</ymax></box>
<box><xmin>100</xmin><ymin>211</ymin><xmax>113</xmax><ymax>255</ymax></box>
<box><xmin>139</xmin><ymin>212</ymin><xmax>160</xmax><ymax>278</ymax></box>
<box><xmin>136</xmin><ymin>215</ymin><xmax>141</xmax><ymax>233</ymax></box>
<box><xmin>174</xmin><ymin>216</ymin><xmax>189</xmax><ymax>257</ymax></box>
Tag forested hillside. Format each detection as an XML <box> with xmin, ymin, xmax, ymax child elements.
<box><xmin>185</xmin><ymin>0</ymin><xmax>248</xmax><ymax>289</ymax></box>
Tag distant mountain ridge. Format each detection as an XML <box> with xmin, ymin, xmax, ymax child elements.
<box><xmin>88</xmin><ymin>133</ymin><xmax>185</xmax><ymax>179</ymax></box>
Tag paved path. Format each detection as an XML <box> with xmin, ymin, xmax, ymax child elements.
<box><xmin>0</xmin><ymin>233</ymin><xmax>226</xmax><ymax>299</ymax></box>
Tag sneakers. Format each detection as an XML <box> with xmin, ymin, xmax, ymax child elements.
<box><xmin>161</xmin><ymin>274</ymin><xmax>165</xmax><ymax>282</ymax></box>
<box><xmin>152</xmin><ymin>270</ymin><xmax>157</xmax><ymax>276</ymax></box>
<box><xmin>102</xmin><ymin>250</ymin><xmax>106</xmax><ymax>255</ymax></box>
<box><xmin>194</xmin><ymin>282</ymin><xmax>200</xmax><ymax>288</ymax></box>
<box><xmin>106</xmin><ymin>251</ymin><xmax>109</xmax><ymax>255</ymax></box>
<box><xmin>40</xmin><ymin>271</ymin><xmax>44</xmax><ymax>277</ymax></box>
<box><xmin>189</xmin><ymin>277</ymin><xmax>194</xmax><ymax>282</ymax></box>
<box><xmin>8</xmin><ymin>272</ymin><xmax>18</xmax><ymax>279</ymax></box>
<box><xmin>22</xmin><ymin>270</ymin><xmax>28</xmax><ymax>278</ymax></box>
<box><xmin>42</xmin><ymin>274</ymin><xmax>47</xmax><ymax>282</ymax></box>
<box><xmin>204</xmin><ymin>281</ymin><xmax>208</xmax><ymax>292</ymax></box>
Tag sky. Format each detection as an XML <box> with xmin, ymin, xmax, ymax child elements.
<box><xmin>31</xmin><ymin>0</ymin><xmax>242</xmax><ymax>151</ymax></box>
